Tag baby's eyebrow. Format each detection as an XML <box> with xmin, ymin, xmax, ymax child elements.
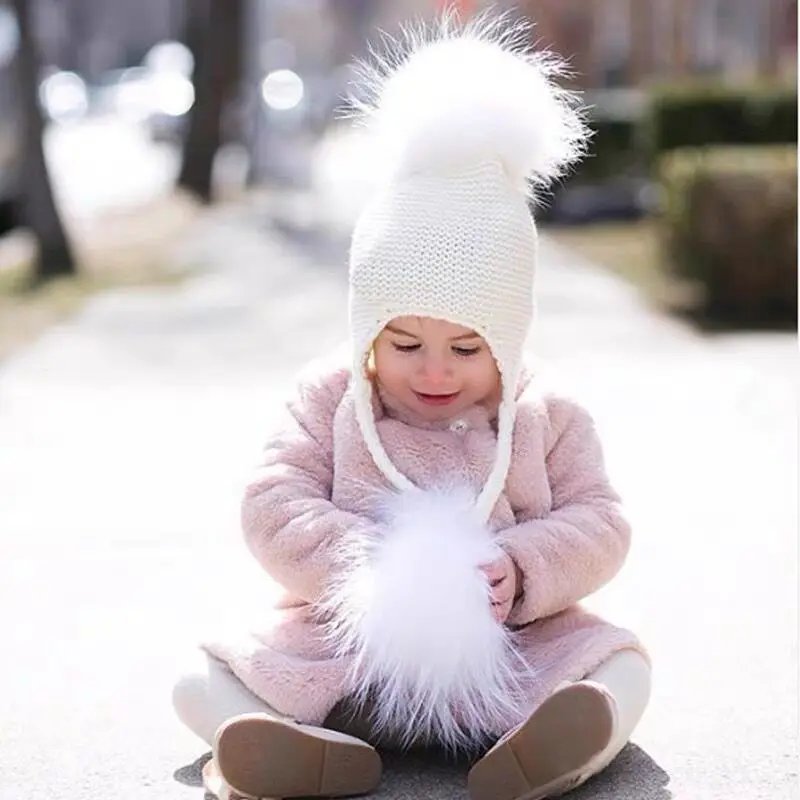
<box><xmin>385</xmin><ymin>324</ymin><xmax>417</xmax><ymax>338</ymax></box>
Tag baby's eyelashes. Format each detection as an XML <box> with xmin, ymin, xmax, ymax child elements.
<box><xmin>390</xmin><ymin>342</ymin><xmax>481</xmax><ymax>357</ymax></box>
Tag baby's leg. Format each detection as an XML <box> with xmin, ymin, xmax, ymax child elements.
<box><xmin>584</xmin><ymin>647</ymin><xmax>652</xmax><ymax>773</ymax></box>
<box><xmin>172</xmin><ymin>648</ymin><xmax>293</xmax><ymax>746</ymax></box>
<box><xmin>467</xmin><ymin>648</ymin><xmax>651</xmax><ymax>800</ymax></box>
<box><xmin>173</xmin><ymin>650</ymin><xmax>382</xmax><ymax>798</ymax></box>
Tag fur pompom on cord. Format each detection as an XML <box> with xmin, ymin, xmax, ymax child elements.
<box><xmin>320</xmin><ymin>486</ymin><xmax>530</xmax><ymax>752</ymax></box>
<box><xmin>346</xmin><ymin>9</ymin><xmax>590</xmax><ymax>196</ymax></box>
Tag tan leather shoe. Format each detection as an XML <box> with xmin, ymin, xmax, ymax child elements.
<box><xmin>467</xmin><ymin>681</ymin><xmax>617</xmax><ymax>800</ymax></box>
<box><xmin>213</xmin><ymin>712</ymin><xmax>383</xmax><ymax>799</ymax></box>
<box><xmin>202</xmin><ymin>758</ymin><xmax>260</xmax><ymax>800</ymax></box>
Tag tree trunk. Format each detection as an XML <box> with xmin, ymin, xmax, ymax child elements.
<box><xmin>178</xmin><ymin>0</ymin><xmax>243</xmax><ymax>203</ymax></box>
<box><xmin>11</xmin><ymin>0</ymin><xmax>77</xmax><ymax>282</ymax></box>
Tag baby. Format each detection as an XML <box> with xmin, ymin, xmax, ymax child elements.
<box><xmin>173</xmin><ymin>13</ymin><xmax>651</xmax><ymax>800</ymax></box>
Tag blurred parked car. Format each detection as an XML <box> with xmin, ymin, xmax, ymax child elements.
<box><xmin>537</xmin><ymin>88</ymin><xmax>656</xmax><ymax>225</ymax></box>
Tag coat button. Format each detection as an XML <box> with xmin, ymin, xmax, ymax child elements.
<box><xmin>449</xmin><ymin>419</ymin><xmax>469</xmax><ymax>434</ymax></box>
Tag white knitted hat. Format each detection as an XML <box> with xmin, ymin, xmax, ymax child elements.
<box><xmin>348</xmin><ymin>13</ymin><xmax>588</xmax><ymax>522</ymax></box>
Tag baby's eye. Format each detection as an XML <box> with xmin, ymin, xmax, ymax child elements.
<box><xmin>393</xmin><ymin>343</ymin><xmax>421</xmax><ymax>353</ymax></box>
<box><xmin>453</xmin><ymin>346</ymin><xmax>481</xmax><ymax>357</ymax></box>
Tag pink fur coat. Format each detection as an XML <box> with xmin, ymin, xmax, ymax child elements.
<box><xmin>203</xmin><ymin>353</ymin><xmax>647</xmax><ymax>739</ymax></box>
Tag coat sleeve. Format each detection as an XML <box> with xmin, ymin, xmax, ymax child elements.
<box><xmin>498</xmin><ymin>396</ymin><xmax>631</xmax><ymax>627</ymax></box>
<box><xmin>241</xmin><ymin>366</ymin><xmax>371</xmax><ymax>604</ymax></box>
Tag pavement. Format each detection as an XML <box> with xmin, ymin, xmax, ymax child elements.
<box><xmin>0</xmin><ymin>127</ymin><xmax>797</xmax><ymax>800</ymax></box>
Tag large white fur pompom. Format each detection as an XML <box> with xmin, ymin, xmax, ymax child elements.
<box><xmin>346</xmin><ymin>10</ymin><xmax>590</xmax><ymax>194</ymax></box>
<box><xmin>320</xmin><ymin>485</ymin><xmax>529</xmax><ymax>752</ymax></box>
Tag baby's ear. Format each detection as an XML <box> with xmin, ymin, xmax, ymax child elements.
<box><xmin>365</xmin><ymin>347</ymin><xmax>377</xmax><ymax>377</ymax></box>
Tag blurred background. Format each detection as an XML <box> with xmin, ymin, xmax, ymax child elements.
<box><xmin>0</xmin><ymin>5</ymin><xmax>796</xmax><ymax>798</ymax></box>
<box><xmin>0</xmin><ymin>0</ymin><xmax>796</xmax><ymax>337</ymax></box>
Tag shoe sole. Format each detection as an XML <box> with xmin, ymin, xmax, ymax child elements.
<box><xmin>214</xmin><ymin>714</ymin><xmax>382</xmax><ymax>798</ymax></box>
<box><xmin>467</xmin><ymin>682</ymin><xmax>615</xmax><ymax>800</ymax></box>
<box><xmin>203</xmin><ymin>759</ymin><xmax>248</xmax><ymax>800</ymax></box>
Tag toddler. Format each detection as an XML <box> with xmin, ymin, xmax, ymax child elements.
<box><xmin>173</xmin><ymin>13</ymin><xmax>651</xmax><ymax>800</ymax></box>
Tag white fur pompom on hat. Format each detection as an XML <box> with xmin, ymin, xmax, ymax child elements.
<box><xmin>346</xmin><ymin>9</ymin><xmax>590</xmax><ymax>195</ymax></box>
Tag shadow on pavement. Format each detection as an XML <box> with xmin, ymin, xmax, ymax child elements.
<box><xmin>568</xmin><ymin>743</ymin><xmax>673</xmax><ymax>799</ymax></box>
<box><xmin>173</xmin><ymin>742</ymin><xmax>671</xmax><ymax>799</ymax></box>
<box><xmin>374</xmin><ymin>742</ymin><xmax>672</xmax><ymax>800</ymax></box>
<box><xmin>173</xmin><ymin>752</ymin><xmax>211</xmax><ymax>787</ymax></box>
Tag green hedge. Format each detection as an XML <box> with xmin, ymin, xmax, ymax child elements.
<box><xmin>645</xmin><ymin>83</ymin><xmax>797</xmax><ymax>160</ymax></box>
<box><xmin>566</xmin><ymin>83</ymin><xmax>797</xmax><ymax>183</ymax></box>
<box><xmin>660</xmin><ymin>145</ymin><xmax>797</xmax><ymax>325</ymax></box>
<box><xmin>567</xmin><ymin>90</ymin><xmax>647</xmax><ymax>183</ymax></box>
<box><xmin>576</xmin><ymin>117</ymin><xmax>641</xmax><ymax>181</ymax></box>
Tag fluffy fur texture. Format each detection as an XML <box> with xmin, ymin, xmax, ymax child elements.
<box><xmin>320</xmin><ymin>485</ymin><xmax>528</xmax><ymax>751</ymax></box>
<box><xmin>346</xmin><ymin>9</ymin><xmax>590</xmax><ymax>195</ymax></box>
<box><xmin>202</xmin><ymin>355</ymin><xmax>647</xmax><ymax>741</ymax></box>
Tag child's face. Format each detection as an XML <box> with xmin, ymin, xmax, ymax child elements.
<box><xmin>372</xmin><ymin>316</ymin><xmax>501</xmax><ymax>421</ymax></box>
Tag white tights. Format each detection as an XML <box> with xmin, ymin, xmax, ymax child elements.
<box><xmin>172</xmin><ymin>647</ymin><xmax>651</xmax><ymax>772</ymax></box>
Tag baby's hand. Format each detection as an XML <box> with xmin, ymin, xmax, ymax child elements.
<box><xmin>479</xmin><ymin>551</ymin><xmax>520</xmax><ymax>624</ymax></box>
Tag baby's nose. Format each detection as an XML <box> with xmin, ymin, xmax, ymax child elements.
<box><xmin>420</xmin><ymin>356</ymin><xmax>452</xmax><ymax>382</ymax></box>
